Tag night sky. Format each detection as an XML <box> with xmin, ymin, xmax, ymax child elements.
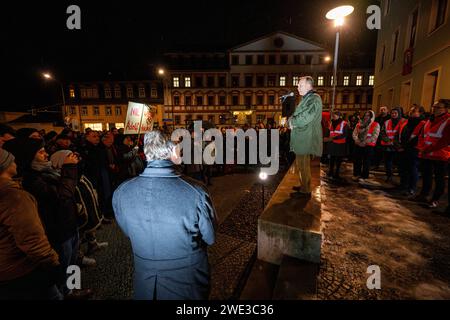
<box><xmin>1</xmin><ymin>0</ymin><xmax>379</xmax><ymax>111</ymax></box>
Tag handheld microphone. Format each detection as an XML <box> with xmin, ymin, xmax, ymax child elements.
<box><xmin>280</xmin><ymin>92</ymin><xmax>295</xmax><ymax>100</ymax></box>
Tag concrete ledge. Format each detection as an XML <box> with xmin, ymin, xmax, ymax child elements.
<box><xmin>258</xmin><ymin>160</ymin><xmax>322</xmax><ymax>265</ymax></box>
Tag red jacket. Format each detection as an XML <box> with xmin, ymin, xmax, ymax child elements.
<box><xmin>418</xmin><ymin>113</ymin><xmax>450</xmax><ymax>161</ymax></box>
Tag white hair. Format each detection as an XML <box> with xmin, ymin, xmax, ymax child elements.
<box><xmin>144</xmin><ymin>131</ymin><xmax>174</xmax><ymax>161</ymax></box>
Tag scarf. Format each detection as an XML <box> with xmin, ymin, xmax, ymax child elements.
<box><xmin>31</xmin><ymin>159</ymin><xmax>61</xmax><ymax>179</ymax></box>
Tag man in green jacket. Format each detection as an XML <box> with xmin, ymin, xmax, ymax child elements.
<box><xmin>289</xmin><ymin>76</ymin><xmax>323</xmax><ymax>197</ymax></box>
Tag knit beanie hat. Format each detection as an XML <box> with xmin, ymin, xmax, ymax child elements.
<box><xmin>0</xmin><ymin>148</ymin><xmax>15</xmax><ymax>172</ymax></box>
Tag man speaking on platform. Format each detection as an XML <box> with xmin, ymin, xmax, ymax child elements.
<box><xmin>288</xmin><ymin>76</ymin><xmax>323</xmax><ymax>198</ymax></box>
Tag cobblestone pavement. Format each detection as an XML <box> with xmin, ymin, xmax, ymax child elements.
<box><xmin>318</xmin><ymin>163</ymin><xmax>450</xmax><ymax>300</ymax></box>
<box><xmin>82</xmin><ymin>165</ymin><xmax>287</xmax><ymax>299</ymax></box>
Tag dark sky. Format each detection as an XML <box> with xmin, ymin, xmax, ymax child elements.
<box><xmin>1</xmin><ymin>0</ymin><xmax>379</xmax><ymax>111</ymax></box>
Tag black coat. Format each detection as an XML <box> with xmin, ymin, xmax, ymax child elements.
<box><xmin>22</xmin><ymin>165</ymin><xmax>79</xmax><ymax>245</ymax></box>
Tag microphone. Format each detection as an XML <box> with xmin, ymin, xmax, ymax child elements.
<box><xmin>280</xmin><ymin>92</ymin><xmax>295</xmax><ymax>100</ymax></box>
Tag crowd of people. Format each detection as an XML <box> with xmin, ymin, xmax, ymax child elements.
<box><xmin>322</xmin><ymin>99</ymin><xmax>449</xmax><ymax>214</ymax></box>
<box><xmin>0</xmin><ymin>97</ymin><xmax>448</xmax><ymax>300</ymax></box>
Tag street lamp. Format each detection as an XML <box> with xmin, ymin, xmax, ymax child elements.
<box><xmin>326</xmin><ymin>5</ymin><xmax>354</xmax><ymax>114</ymax></box>
<box><xmin>259</xmin><ymin>171</ymin><xmax>268</xmax><ymax>210</ymax></box>
<box><xmin>42</xmin><ymin>72</ymin><xmax>71</xmax><ymax>128</ymax></box>
<box><xmin>156</xmin><ymin>67</ymin><xmax>174</xmax><ymax>130</ymax></box>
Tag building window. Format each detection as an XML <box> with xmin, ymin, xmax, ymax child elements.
<box><xmin>342</xmin><ymin>94</ymin><xmax>349</xmax><ymax>104</ymax></box>
<box><xmin>384</xmin><ymin>0</ymin><xmax>391</xmax><ymax>15</ymax></box>
<box><xmin>330</xmin><ymin>76</ymin><xmax>335</xmax><ymax>86</ymax></box>
<box><xmin>231</xmin><ymin>76</ymin><xmax>239</xmax><ymax>87</ymax></box>
<box><xmin>305</xmin><ymin>55</ymin><xmax>313</xmax><ymax>65</ymax></box>
<box><xmin>256</xmin><ymin>76</ymin><xmax>264</xmax><ymax>87</ymax></box>
<box><xmin>185</xmin><ymin>96</ymin><xmax>192</xmax><ymax>106</ymax></box>
<box><xmin>257</xmin><ymin>95</ymin><xmax>264</xmax><ymax>105</ymax></box>
<box><xmin>317</xmin><ymin>76</ymin><xmax>324</xmax><ymax>86</ymax></box>
<box><xmin>343</xmin><ymin>76</ymin><xmax>350</xmax><ymax>86</ymax></box>
<box><xmin>196</xmin><ymin>96</ymin><xmax>203</xmax><ymax>106</ymax></box>
<box><xmin>84</xmin><ymin>123</ymin><xmax>103</xmax><ymax>131</ymax></box>
<box><xmin>139</xmin><ymin>87</ymin><xmax>146</xmax><ymax>98</ymax></box>
<box><xmin>293</xmin><ymin>55</ymin><xmax>301</xmax><ymax>64</ymax></box>
<box><xmin>408</xmin><ymin>9</ymin><xmax>419</xmax><ymax>48</ymax></box>
<box><xmin>208</xmin><ymin>96</ymin><xmax>215</xmax><ymax>106</ymax></box>
<box><xmin>356</xmin><ymin>75</ymin><xmax>363</xmax><ymax>86</ymax></box>
<box><xmin>106</xmin><ymin>107</ymin><xmax>112</xmax><ymax>116</ymax></box>
<box><xmin>185</xmin><ymin>77</ymin><xmax>191</xmax><ymax>88</ymax></box>
<box><xmin>293</xmin><ymin>76</ymin><xmax>300</xmax><ymax>86</ymax></box>
<box><xmin>70</xmin><ymin>107</ymin><xmax>76</xmax><ymax>115</ymax></box>
<box><xmin>69</xmin><ymin>88</ymin><xmax>75</xmax><ymax>98</ymax></box>
<box><xmin>355</xmin><ymin>94</ymin><xmax>361</xmax><ymax>104</ymax></box>
<box><xmin>219</xmin><ymin>76</ymin><xmax>226</xmax><ymax>87</ymax></box>
<box><xmin>367</xmin><ymin>94</ymin><xmax>373</xmax><ymax>104</ymax></box>
<box><xmin>81</xmin><ymin>107</ymin><xmax>88</xmax><ymax>116</ymax></box>
<box><xmin>268</xmin><ymin>95</ymin><xmax>275</xmax><ymax>105</ymax></box>
<box><xmin>245</xmin><ymin>55</ymin><xmax>253</xmax><ymax>65</ymax></box>
<box><xmin>175</xmin><ymin>115</ymin><xmax>181</xmax><ymax>125</ymax></box>
<box><xmin>244</xmin><ymin>96</ymin><xmax>252</xmax><ymax>106</ymax></box>
<box><xmin>115</xmin><ymin>106</ymin><xmax>122</xmax><ymax>116</ymax></box>
<box><xmin>368</xmin><ymin>75</ymin><xmax>375</xmax><ymax>86</ymax></box>
<box><xmin>173</xmin><ymin>96</ymin><xmax>180</xmax><ymax>106</ymax></box>
<box><xmin>268</xmin><ymin>55</ymin><xmax>276</xmax><ymax>65</ymax></box>
<box><xmin>380</xmin><ymin>45</ymin><xmax>386</xmax><ymax>71</ymax></box>
<box><xmin>114</xmin><ymin>86</ymin><xmax>121</xmax><ymax>98</ymax></box>
<box><xmin>391</xmin><ymin>29</ymin><xmax>400</xmax><ymax>62</ymax></box>
<box><xmin>232</xmin><ymin>55</ymin><xmax>239</xmax><ymax>65</ymax></box>
<box><xmin>219</xmin><ymin>96</ymin><xmax>226</xmax><ymax>105</ymax></box>
<box><xmin>232</xmin><ymin>95</ymin><xmax>239</xmax><ymax>105</ymax></box>
<box><xmin>105</xmin><ymin>87</ymin><xmax>112</xmax><ymax>99</ymax></box>
<box><xmin>280</xmin><ymin>55</ymin><xmax>288</xmax><ymax>65</ymax></box>
<box><xmin>115</xmin><ymin>123</ymin><xmax>124</xmax><ymax>129</ymax></box>
<box><xmin>81</xmin><ymin>89</ymin><xmax>87</xmax><ymax>98</ymax></box>
<box><xmin>151</xmin><ymin>88</ymin><xmax>158</xmax><ymax>98</ymax></box>
<box><xmin>195</xmin><ymin>76</ymin><xmax>203</xmax><ymax>88</ymax></box>
<box><xmin>127</xmin><ymin>87</ymin><xmax>134</xmax><ymax>98</ymax></box>
<box><xmin>207</xmin><ymin>76</ymin><xmax>214</xmax><ymax>87</ymax></box>
<box><xmin>430</xmin><ymin>0</ymin><xmax>448</xmax><ymax>32</ymax></box>
<box><xmin>279</xmin><ymin>76</ymin><xmax>286</xmax><ymax>87</ymax></box>
<box><xmin>93</xmin><ymin>106</ymin><xmax>100</xmax><ymax>115</ymax></box>
<box><xmin>257</xmin><ymin>55</ymin><xmax>265</xmax><ymax>65</ymax></box>
<box><xmin>245</xmin><ymin>75</ymin><xmax>253</xmax><ymax>87</ymax></box>
<box><xmin>268</xmin><ymin>76</ymin><xmax>276</xmax><ymax>87</ymax></box>
<box><xmin>173</xmin><ymin>77</ymin><xmax>180</xmax><ymax>88</ymax></box>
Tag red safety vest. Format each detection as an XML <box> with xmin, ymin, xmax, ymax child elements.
<box><xmin>329</xmin><ymin>121</ymin><xmax>347</xmax><ymax>144</ymax></box>
<box><xmin>356</xmin><ymin>122</ymin><xmax>379</xmax><ymax>147</ymax></box>
<box><xmin>419</xmin><ymin>114</ymin><xmax>450</xmax><ymax>161</ymax></box>
<box><xmin>381</xmin><ymin>119</ymin><xmax>408</xmax><ymax>146</ymax></box>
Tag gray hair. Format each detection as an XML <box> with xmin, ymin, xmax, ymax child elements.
<box><xmin>144</xmin><ymin>131</ymin><xmax>174</xmax><ymax>161</ymax></box>
<box><xmin>300</xmin><ymin>76</ymin><xmax>314</xmax><ymax>87</ymax></box>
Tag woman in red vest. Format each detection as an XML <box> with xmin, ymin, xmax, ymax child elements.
<box><xmin>380</xmin><ymin>107</ymin><xmax>408</xmax><ymax>183</ymax></box>
<box><xmin>324</xmin><ymin>111</ymin><xmax>348</xmax><ymax>180</ymax></box>
<box><xmin>352</xmin><ymin>110</ymin><xmax>380</xmax><ymax>182</ymax></box>
<box><xmin>415</xmin><ymin>100</ymin><xmax>450</xmax><ymax>209</ymax></box>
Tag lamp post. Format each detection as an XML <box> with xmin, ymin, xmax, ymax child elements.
<box><xmin>157</xmin><ymin>67</ymin><xmax>174</xmax><ymax>130</ymax></box>
<box><xmin>42</xmin><ymin>72</ymin><xmax>73</xmax><ymax>128</ymax></box>
<box><xmin>326</xmin><ymin>5</ymin><xmax>354</xmax><ymax>114</ymax></box>
<box><xmin>259</xmin><ymin>171</ymin><xmax>268</xmax><ymax>210</ymax></box>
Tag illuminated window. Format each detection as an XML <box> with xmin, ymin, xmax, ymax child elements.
<box><xmin>106</xmin><ymin>107</ymin><xmax>112</xmax><ymax>116</ymax></box>
<box><xmin>139</xmin><ymin>87</ymin><xmax>145</xmax><ymax>98</ymax></box>
<box><xmin>115</xmin><ymin>106</ymin><xmax>122</xmax><ymax>116</ymax></box>
<box><xmin>318</xmin><ymin>76</ymin><xmax>324</xmax><ymax>86</ymax></box>
<box><xmin>69</xmin><ymin>88</ymin><xmax>75</xmax><ymax>98</ymax></box>
<box><xmin>93</xmin><ymin>106</ymin><xmax>100</xmax><ymax>115</ymax></box>
<box><xmin>356</xmin><ymin>75</ymin><xmax>363</xmax><ymax>86</ymax></box>
<box><xmin>293</xmin><ymin>76</ymin><xmax>300</xmax><ymax>86</ymax></box>
<box><xmin>173</xmin><ymin>77</ymin><xmax>180</xmax><ymax>88</ymax></box>
<box><xmin>331</xmin><ymin>76</ymin><xmax>335</xmax><ymax>86</ymax></box>
<box><xmin>343</xmin><ymin>76</ymin><xmax>350</xmax><ymax>86</ymax></box>
<box><xmin>115</xmin><ymin>123</ymin><xmax>124</xmax><ymax>129</ymax></box>
<box><xmin>369</xmin><ymin>75</ymin><xmax>375</xmax><ymax>86</ymax></box>
<box><xmin>279</xmin><ymin>76</ymin><xmax>286</xmax><ymax>87</ymax></box>
<box><xmin>84</xmin><ymin>123</ymin><xmax>103</xmax><ymax>131</ymax></box>
<box><xmin>185</xmin><ymin>77</ymin><xmax>191</xmax><ymax>88</ymax></box>
<box><xmin>81</xmin><ymin>107</ymin><xmax>88</xmax><ymax>116</ymax></box>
